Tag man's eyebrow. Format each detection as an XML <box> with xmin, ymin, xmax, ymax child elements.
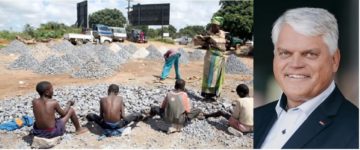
<box><xmin>302</xmin><ymin>49</ymin><xmax>320</xmax><ymax>53</ymax></box>
<box><xmin>277</xmin><ymin>47</ymin><xmax>289</xmax><ymax>51</ymax></box>
<box><xmin>277</xmin><ymin>47</ymin><xmax>320</xmax><ymax>52</ymax></box>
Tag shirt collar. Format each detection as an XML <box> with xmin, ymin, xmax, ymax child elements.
<box><xmin>275</xmin><ymin>81</ymin><xmax>336</xmax><ymax>116</ymax></box>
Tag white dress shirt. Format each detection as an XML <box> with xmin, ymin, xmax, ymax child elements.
<box><xmin>261</xmin><ymin>81</ymin><xmax>336</xmax><ymax>148</ymax></box>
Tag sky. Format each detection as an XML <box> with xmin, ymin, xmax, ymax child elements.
<box><xmin>0</xmin><ymin>0</ymin><xmax>221</xmax><ymax>32</ymax></box>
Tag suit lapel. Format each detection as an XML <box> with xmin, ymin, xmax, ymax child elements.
<box><xmin>256</xmin><ymin>112</ymin><xmax>277</xmax><ymax>148</ymax></box>
<box><xmin>282</xmin><ymin>86</ymin><xmax>343</xmax><ymax>148</ymax></box>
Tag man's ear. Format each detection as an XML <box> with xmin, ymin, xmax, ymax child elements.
<box><xmin>44</xmin><ymin>89</ymin><xmax>50</xmax><ymax>96</ymax></box>
<box><xmin>332</xmin><ymin>49</ymin><xmax>340</xmax><ymax>73</ymax></box>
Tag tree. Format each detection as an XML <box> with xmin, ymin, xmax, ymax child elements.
<box><xmin>38</xmin><ymin>22</ymin><xmax>67</xmax><ymax>30</ymax></box>
<box><xmin>178</xmin><ymin>25</ymin><xmax>206</xmax><ymax>38</ymax></box>
<box><xmin>213</xmin><ymin>0</ymin><xmax>253</xmax><ymax>40</ymax></box>
<box><xmin>163</xmin><ymin>25</ymin><xmax>177</xmax><ymax>38</ymax></box>
<box><xmin>23</xmin><ymin>24</ymin><xmax>35</xmax><ymax>37</ymax></box>
<box><xmin>153</xmin><ymin>25</ymin><xmax>177</xmax><ymax>38</ymax></box>
<box><xmin>89</xmin><ymin>8</ymin><xmax>126</xmax><ymax>28</ymax></box>
<box><xmin>146</xmin><ymin>28</ymin><xmax>159</xmax><ymax>38</ymax></box>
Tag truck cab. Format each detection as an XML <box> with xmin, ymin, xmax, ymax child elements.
<box><xmin>92</xmin><ymin>24</ymin><xmax>112</xmax><ymax>44</ymax></box>
<box><xmin>92</xmin><ymin>24</ymin><xmax>112</xmax><ymax>38</ymax></box>
<box><xmin>109</xmin><ymin>27</ymin><xmax>127</xmax><ymax>42</ymax></box>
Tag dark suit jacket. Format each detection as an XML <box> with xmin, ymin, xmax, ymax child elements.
<box><xmin>254</xmin><ymin>86</ymin><xmax>359</xmax><ymax>148</ymax></box>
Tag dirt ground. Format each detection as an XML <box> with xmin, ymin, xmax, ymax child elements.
<box><xmin>0</xmin><ymin>40</ymin><xmax>253</xmax><ymax>100</ymax></box>
<box><xmin>0</xmin><ymin>40</ymin><xmax>253</xmax><ymax>148</ymax></box>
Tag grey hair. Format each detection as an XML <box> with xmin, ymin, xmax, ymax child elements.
<box><xmin>272</xmin><ymin>7</ymin><xmax>338</xmax><ymax>54</ymax></box>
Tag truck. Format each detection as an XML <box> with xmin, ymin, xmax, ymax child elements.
<box><xmin>63</xmin><ymin>24</ymin><xmax>113</xmax><ymax>45</ymax></box>
<box><xmin>176</xmin><ymin>36</ymin><xmax>192</xmax><ymax>45</ymax></box>
<box><xmin>225</xmin><ymin>33</ymin><xmax>243</xmax><ymax>51</ymax></box>
<box><xmin>128</xmin><ymin>29</ymin><xmax>147</xmax><ymax>43</ymax></box>
<box><xmin>109</xmin><ymin>27</ymin><xmax>127</xmax><ymax>42</ymax></box>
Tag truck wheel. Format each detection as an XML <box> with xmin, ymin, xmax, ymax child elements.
<box><xmin>104</xmin><ymin>40</ymin><xmax>110</xmax><ymax>45</ymax></box>
<box><xmin>83</xmin><ymin>39</ymin><xmax>90</xmax><ymax>44</ymax></box>
<box><xmin>76</xmin><ymin>40</ymin><xmax>83</xmax><ymax>45</ymax></box>
<box><xmin>70</xmin><ymin>40</ymin><xmax>76</xmax><ymax>45</ymax></box>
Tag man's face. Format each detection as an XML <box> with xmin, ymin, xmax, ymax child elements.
<box><xmin>210</xmin><ymin>24</ymin><xmax>220</xmax><ymax>33</ymax></box>
<box><xmin>273</xmin><ymin>24</ymin><xmax>340</xmax><ymax>107</ymax></box>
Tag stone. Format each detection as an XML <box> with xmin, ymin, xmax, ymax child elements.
<box><xmin>225</xmin><ymin>54</ymin><xmax>252</xmax><ymax>75</ymax></box>
<box><xmin>227</xmin><ymin>127</ymin><xmax>243</xmax><ymax>137</ymax></box>
<box><xmin>31</xmin><ymin>136</ymin><xmax>61</xmax><ymax>149</ymax></box>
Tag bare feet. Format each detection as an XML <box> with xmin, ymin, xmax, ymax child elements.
<box><xmin>75</xmin><ymin>127</ymin><xmax>88</xmax><ymax>135</ymax></box>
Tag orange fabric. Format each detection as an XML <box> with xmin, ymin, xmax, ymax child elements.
<box><xmin>15</xmin><ymin>118</ymin><xmax>23</xmax><ymax>127</ymax></box>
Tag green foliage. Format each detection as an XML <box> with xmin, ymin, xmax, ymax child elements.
<box><xmin>145</xmin><ymin>25</ymin><xmax>177</xmax><ymax>39</ymax></box>
<box><xmin>214</xmin><ymin>0</ymin><xmax>253</xmax><ymax>40</ymax></box>
<box><xmin>0</xmin><ymin>30</ymin><xmax>19</xmax><ymax>40</ymax></box>
<box><xmin>24</xmin><ymin>24</ymin><xmax>35</xmax><ymax>37</ymax></box>
<box><xmin>161</xmin><ymin>25</ymin><xmax>177</xmax><ymax>38</ymax></box>
<box><xmin>178</xmin><ymin>25</ymin><xmax>206</xmax><ymax>38</ymax></box>
<box><xmin>0</xmin><ymin>22</ymin><xmax>81</xmax><ymax>41</ymax></box>
<box><xmin>147</xmin><ymin>28</ymin><xmax>159</xmax><ymax>38</ymax></box>
<box><xmin>126</xmin><ymin>25</ymin><xmax>177</xmax><ymax>39</ymax></box>
<box><xmin>89</xmin><ymin>8</ymin><xmax>126</xmax><ymax>28</ymax></box>
<box><xmin>38</xmin><ymin>21</ymin><xmax>68</xmax><ymax>30</ymax></box>
<box><xmin>25</xmin><ymin>22</ymin><xmax>81</xmax><ymax>40</ymax></box>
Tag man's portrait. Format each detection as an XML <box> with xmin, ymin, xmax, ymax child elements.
<box><xmin>253</xmin><ymin>2</ymin><xmax>359</xmax><ymax>149</ymax></box>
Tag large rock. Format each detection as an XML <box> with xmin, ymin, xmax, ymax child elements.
<box><xmin>31</xmin><ymin>136</ymin><xmax>61</xmax><ymax>149</ymax></box>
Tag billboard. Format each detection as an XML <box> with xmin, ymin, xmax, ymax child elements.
<box><xmin>77</xmin><ymin>0</ymin><xmax>88</xmax><ymax>28</ymax></box>
<box><xmin>129</xmin><ymin>3</ymin><xmax>170</xmax><ymax>26</ymax></box>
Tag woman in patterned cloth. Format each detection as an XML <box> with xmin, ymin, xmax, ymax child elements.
<box><xmin>201</xmin><ymin>16</ymin><xmax>227</xmax><ymax>100</ymax></box>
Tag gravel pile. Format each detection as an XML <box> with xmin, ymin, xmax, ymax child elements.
<box><xmin>125</xmin><ymin>44</ymin><xmax>138</xmax><ymax>54</ymax></box>
<box><xmin>95</xmin><ymin>46</ymin><xmax>124</xmax><ymax>70</ymax></box>
<box><xmin>35</xmin><ymin>55</ymin><xmax>72</xmax><ymax>74</ymax></box>
<box><xmin>8</xmin><ymin>54</ymin><xmax>39</xmax><ymax>70</ymax></box>
<box><xmin>0</xmin><ymin>84</ymin><xmax>251</xmax><ymax>148</ymax></box>
<box><xmin>117</xmin><ymin>43</ymin><xmax>138</xmax><ymax>55</ymax></box>
<box><xmin>146</xmin><ymin>45</ymin><xmax>162</xmax><ymax>60</ymax></box>
<box><xmin>157</xmin><ymin>46</ymin><xmax>169</xmax><ymax>55</ymax></box>
<box><xmin>109</xmin><ymin>43</ymin><xmax>121</xmax><ymax>53</ymax></box>
<box><xmin>71</xmin><ymin>58</ymin><xmax>114</xmax><ymax>79</ymax></box>
<box><xmin>132</xmin><ymin>48</ymin><xmax>149</xmax><ymax>59</ymax></box>
<box><xmin>29</xmin><ymin>43</ymin><xmax>57</xmax><ymax>62</ymax></box>
<box><xmin>181</xmin><ymin>119</ymin><xmax>217</xmax><ymax>145</ymax></box>
<box><xmin>1</xmin><ymin>40</ymin><xmax>30</xmax><ymax>55</ymax></box>
<box><xmin>51</xmin><ymin>40</ymin><xmax>74</xmax><ymax>53</ymax></box>
<box><xmin>61</xmin><ymin>54</ymin><xmax>82</xmax><ymax>68</ymax></box>
<box><xmin>72</xmin><ymin>44</ymin><xmax>97</xmax><ymax>62</ymax></box>
<box><xmin>178</xmin><ymin>48</ymin><xmax>190</xmax><ymax>64</ymax></box>
<box><xmin>189</xmin><ymin>49</ymin><xmax>205</xmax><ymax>61</ymax></box>
<box><xmin>225</xmin><ymin>54</ymin><xmax>252</xmax><ymax>75</ymax></box>
<box><xmin>117</xmin><ymin>49</ymin><xmax>132</xmax><ymax>60</ymax></box>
